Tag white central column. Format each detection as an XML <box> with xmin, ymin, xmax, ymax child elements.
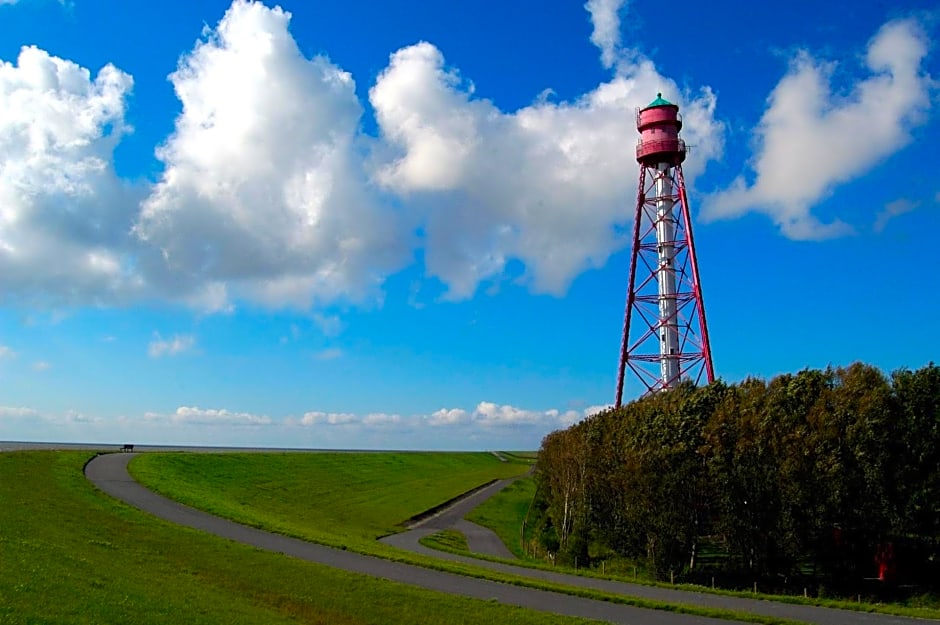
<box><xmin>655</xmin><ymin>163</ymin><xmax>680</xmax><ymax>387</ymax></box>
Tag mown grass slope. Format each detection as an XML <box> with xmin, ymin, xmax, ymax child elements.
<box><xmin>130</xmin><ymin>452</ymin><xmax>528</xmax><ymax>552</ymax></box>
<box><xmin>123</xmin><ymin>452</ymin><xmax>821</xmax><ymax>625</ymax></box>
<box><xmin>0</xmin><ymin>451</ymin><xmax>603</xmax><ymax>625</ymax></box>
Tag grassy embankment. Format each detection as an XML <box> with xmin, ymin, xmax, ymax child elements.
<box><xmin>129</xmin><ymin>452</ymin><xmax>527</xmax><ymax>553</ymax></box>
<box><xmin>130</xmin><ymin>453</ymin><xmax>815</xmax><ymax>625</ymax></box>
<box><xmin>0</xmin><ymin>450</ymin><xmax>607</xmax><ymax>625</ymax></box>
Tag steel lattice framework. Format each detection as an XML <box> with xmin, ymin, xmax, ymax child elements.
<box><xmin>614</xmin><ymin>162</ymin><xmax>714</xmax><ymax>406</ymax></box>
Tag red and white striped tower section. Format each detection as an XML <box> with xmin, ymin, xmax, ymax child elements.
<box><xmin>614</xmin><ymin>93</ymin><xmax>715</xmax><ymax>407</ymax></box>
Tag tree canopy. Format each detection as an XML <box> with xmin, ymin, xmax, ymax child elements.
<box><xmin>534</xmin><ymin>363</ymin><xmax>940</xmax><ymax>596</ymax></box>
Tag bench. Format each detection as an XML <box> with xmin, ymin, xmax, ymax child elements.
<box><xmin>120</xmin><ymin>444</ymin><xmax>134</xmax><ymax>453</ymax></box>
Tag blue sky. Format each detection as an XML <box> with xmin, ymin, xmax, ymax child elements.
<box><xmin>0</xmin><ymin>0</ymin><xmax>937</xmax><ymax>450</ymax></box>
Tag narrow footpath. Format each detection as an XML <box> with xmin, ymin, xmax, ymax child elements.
<box><xmin>400</xmin><ymin>475</ymin><xmax>519</xmax><ymax>560</ymax></box>
<box><xmin>86</xmin><ymin>453</ymin><xmax>932</xmax><ymax>625</ymax></box>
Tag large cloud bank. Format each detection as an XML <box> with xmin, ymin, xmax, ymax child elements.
<box><xmin>0</xmin><ymin>0</ymin><xmax>722</xmax><ymax>310</ymax></box>
<box><xmin>1</xmin><ymin>1</ymin><xmax>932</xmax><ymax>310</ymax></box>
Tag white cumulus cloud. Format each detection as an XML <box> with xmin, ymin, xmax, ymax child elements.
<box><xmin>0</xmin><ymin>46</ymin><xmax>142</xmax><ymax>306</ymax></box>
<box><xmin>584</xmin><ymin>403</ymin><xmax>613</xmax><ymax>416</ymax></box>
<box><xmin>473</xmin><ymin>401</ymin><xmax>544</xmax><ymax>426</ymax></box>
<box><xmin>0</xmin><ymin>0</ymin><xmax>723</xmax><ymax>310</ymax></box>
<box><xmin>427</xmin><ymin>407</ymin><xmax>471</xmax><ymax>426</ymax></box>
<box><xmin>702</xmin><ymin>19</ymin><xmax>932</xmax><ymax>240</ymax></box>
<box><xmin>134</xmin><ymin>0</ymin><xmax>409</xmax><ymax>311</ymax></box>
<box><xmin>362</xmin><ymin>412</ymin><xmax>402</xmax><ymax>426</ymax></box>
<box><xmin>147</xmin><ymin>333</ymin><xmax>195</xmax><ymax>358</ymax></box>
<box><xmin>147</xmin><ymin>406</ymin><xmax>272</xmax><ymax>426</ymax></box>
<box><xmin>427</xmin><ymin>402</ymin><xmax>589</xmax><ymax>429</ymax></box>
<box><xmin>298</xmin><ymin>411</ymin><xmax>358</xmax><ymax>426</ymax></box>
<box><xmin>370</xmin><ymin>42</ymin><xmax>722</xmax><ymax>298</ymax></box>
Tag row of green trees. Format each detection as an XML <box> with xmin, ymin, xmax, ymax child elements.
<box><xmin>534</xmin><ymin>363</ymin><xmax>940</xmax><ymax>594</ymax></box>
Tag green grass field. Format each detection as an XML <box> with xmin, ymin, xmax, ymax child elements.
<box><xmin>126</xmin><ymin>452</ymin><xmax>821</xmax><ymax>625</ymax></box>
<box><xmin>499</xmin><ymin>452</ymin><xmax>538</xmax><ymax>463</ymax></box>
<box><xmin>1</xmin><ymin>451</ymin><xmax>609</xmax><ymax>625</ymax></box>
<box><xmin>420</xmin><ymin>529</ymin><xmax>470</xmax><ymax>553</ymax></box>
<box><xmin>129</xmin><ymin>452</ymin><xmax>528</xmax><ymax>553</ymax></box>
<box><xmin>2</xmin><ymin>450</ymin><xmax>809</xmax><ymax>625</ymax></box>
<box><xmin>12</xmin><ymin>449</ymin><xmax>934</xmax><ymax>625</ymax></box>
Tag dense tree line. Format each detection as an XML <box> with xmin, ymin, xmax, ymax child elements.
<box><xmin>533</xmin><ymin>363</ymin><xmax>940</xmax><ymax>595</ymax></box>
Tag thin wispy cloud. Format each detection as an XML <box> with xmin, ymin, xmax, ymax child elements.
<box><xmin>0</xmin><ymin>405</ymin><xmax>39</xmax><ymax>418</ymax></box>
<box><xmin>313</xmin><ymin>313</ymin><xmax>345</xmax><ymax>337</ymax></box>
<box><xmin>147</xmin><ymin>333</ymin><xmax>195</xmax><ymax>358</ymax></box>
<box><xmin>313</xmin><ymin>347</ymin><xmax>343</xmax><ymax>361</ymax></box>
<box><xmin>584</xmin><ymin>0</ymin><xmax>628</xmax><ymax>69</ymax></box>
<box><xmin>874</xmin><ymin>199</ymin><xmax>918</xmax><ymax>233</ymax></box>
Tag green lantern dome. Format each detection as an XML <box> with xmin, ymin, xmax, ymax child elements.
<box><xmin>646</xmin><ymin>92</ymin><xmax>672</xmax><ymax>107</ymax></box>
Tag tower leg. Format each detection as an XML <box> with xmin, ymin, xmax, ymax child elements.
<box><xmin>676</xmin><ymin>166</ymin><xmax>715</xmax><ymax>384</ymax></box>
<box><xmin>615</xmin><ymin>167</ymin><xmax>647</xmax><ymax>408</ymax></box>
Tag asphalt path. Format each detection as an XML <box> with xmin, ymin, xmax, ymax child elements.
<box><xmin>85</xmin><ymin>453</ymin><xmax>933</xmax><ymax>625</ymax></box>
<box><xmin>402</xmin><ymin>475</ymin><xmax>519</xmax><ymax>559</ymax></box>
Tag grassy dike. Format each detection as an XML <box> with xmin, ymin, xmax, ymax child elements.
<box><xmin>1</xmin><ymin>450</ymin><xmax>607</xmax><ymax>625</ymax></box>
<box><xmin>128</xmin><ymin>451</ymin><xmax>528</xmax><ymax>552</ymax></box>
<box><xmin>128</xmin><ymin>452</ymin><xmax>814</xmax><ymax>625</ymax></box>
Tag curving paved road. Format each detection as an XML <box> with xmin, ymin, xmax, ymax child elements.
<box><xmin>86</xmin><ymin>453</ymin><xmax>933</xmax><ymax>625</ymax></box>
<box><xmin>401</xmin><ymin>475</ymin><xmax>519</xmax><ymax>560</ymax></box>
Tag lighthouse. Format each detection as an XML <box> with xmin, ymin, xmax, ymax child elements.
<box><xmin>614</xmin><ymin>94</ymin><xmax>714</xmax><ymax>406</ymax></box>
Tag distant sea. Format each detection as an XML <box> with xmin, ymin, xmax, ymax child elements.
<box><xmin>0</xmin><ymin>441</ymin><xmax>426</xmax><ymax>453</ymax></box>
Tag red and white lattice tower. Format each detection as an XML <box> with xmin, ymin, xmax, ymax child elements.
<box><xmin>614</xmin><ymin>93</ymin><xmax>714</xmax><ymax>407</ymax></box>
